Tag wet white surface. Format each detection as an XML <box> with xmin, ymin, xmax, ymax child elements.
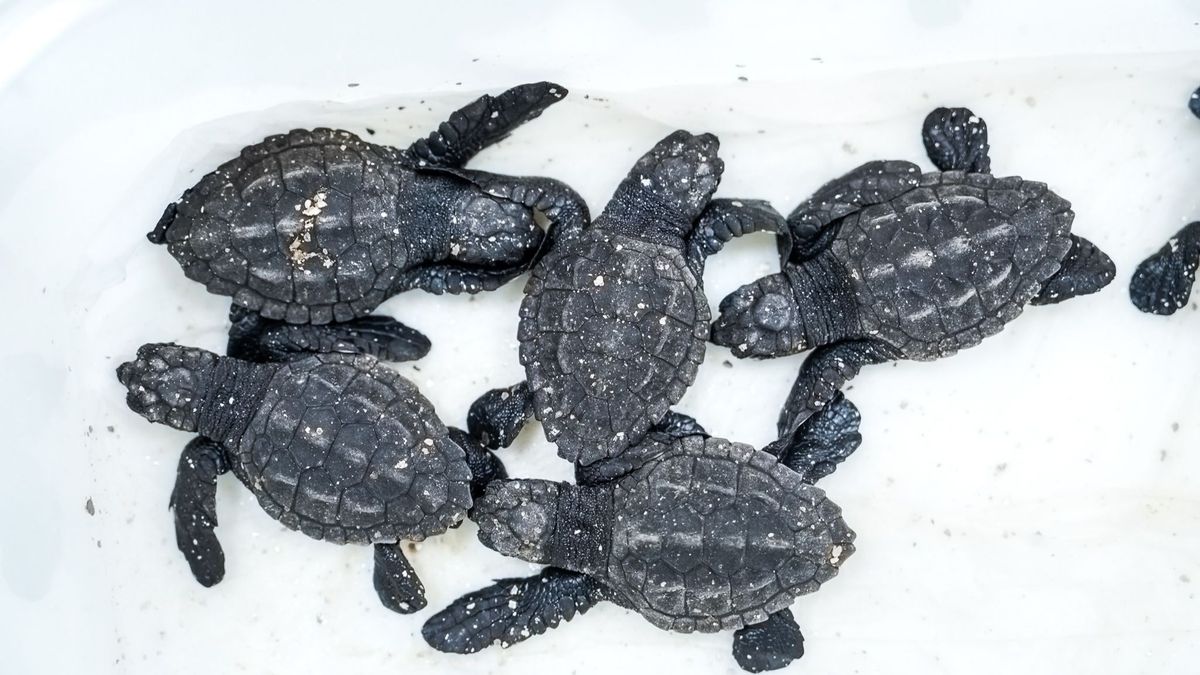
<box><xmin>1</xmin><ymin>1</ymin><xmax>1199</xmax><ymax>673</ymax></box>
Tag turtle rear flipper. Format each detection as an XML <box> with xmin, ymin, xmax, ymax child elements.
<box><xmin>447</xmin><ymin>427</ymin><xmax>508</xmax><ymax>500</ymax></box>
<box><xmin>408</xmin><ymin>82</ymin><xmax>568</xmax><ymax>168</ymax></box>
<box><xmin>732</xmin><ymin>609</ymin><xmax>805</xmax><ymax>673</ymax></box>
<box><xmin>467</xmin><ymin>382</ymin><xmax>533</xmax><ymax>450</ymax></box>
<box><xmin>766</xmin><ymin>392</ymin><xmax>862</xmax><ymax>484</ymax></box>
<box><xmin>169</xmin><ymin>437</ymin><xmax>229</xmax><ymax>587</ymax></box>
<box><xmin>922</xmin><ymin>106</ymin><xmax>991</xmax><ymax>173</ymax></box>
<box><xmin>374</xmin><ymin>542</ymin><xmax>427</xmax><ymax>614</ymax></box>
<box><xmin>422</xmin><ymin>568</ymin><xmax>607</xmax><ymax>654</ymax></box>
<box><xmin>1129</xmin><ymin>222</ymin><xmax>1200</xmax><ymax>315</ymax></box>
<box><xmin>650</xmin><ymin>410</ymin><xmax>708</xmax><ymax>440</ymax></box>
<box><xmin>1032</xmin><ymin>234</ymin><xmax>1116</xmax><ymax>306</ymax></box>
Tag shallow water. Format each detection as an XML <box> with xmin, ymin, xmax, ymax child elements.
<box><xmin>2</xmin><ymin>22</ymin><xmax>1199</xmax><ymax>675</ymax></box>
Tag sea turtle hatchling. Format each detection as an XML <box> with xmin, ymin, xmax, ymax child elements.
<box><xmin>467</xmin><ymin>130</ymin><xmax>784</xmax><ymax>465</ymax></box>
<box><xmin>149</xmin><ymin>82</ymin><xmax>588</xmax><ymax>363</ymax></box>
<box><xmin>115</xmin><ymin>343</ymin><xmax>501</xmax><ymax>613</ymax></box>
<box><xmin>422</xmin><ymin>400</ymin><xmax>862</xmax><ymax>673</ymax></box>
<box><xmin>1130</xmin><ymin>85</ymin><xmax>1200</xmax><ymax>315</ymax></box>
<box><xmin>711</xmin><ymin>107</ymin><xmax>1115</xmax><ymax>450</ymax></box>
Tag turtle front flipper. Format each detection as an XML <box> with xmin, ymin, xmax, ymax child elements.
<box><xmin>422</xmin><ymin>568</ymin><xmax>608</xmax><ymax>654</ymax></box>
<box><xmin>686</xmin><ymin>198</ymin><xmax>785</xmax><ymax>277</ymax></box>
<box><xmin>1189</xmin><ymin>85</ymin><xmax>1200</xmax><ymax>119</ymax></box>
<box><xmin>169</xmin><ymin>437</ymin><xmax>230</xmax><ymax>587</ymax></box>
<box><xmin>921</xmin><ymin>106</ymin><xmax>991</xmax><ymax>173</ymax></box>
<box><xmin>765</xmin><ymin>392</ymin><xmax>862</xmax><ymax>484</ymax></box>
<box><xmin>373</xmin><ymin>541</ymin><xmax>427</xmax><ymax>614</ymax></box>
<box><xmin>427</xmin><ymin>169</ymin><xmax>590</xmax><ymax>248</ymax></box>
<box><xmin>783</xmin><ymin>160</ymin><xmax>921</xmax><ymax>261</ymax></box>
<box><xmin>448</xmin><ymin>427</ymin><xmax>508</xmax><ymax>500</ymax></box>
<box><xmin>1129</xmin><ymin>222</ymin><xmax>1200</xmax><ymax>314</ymax></box>
<box><xmin>467</xmin><ymin>382</ymin><xmax>534</xmax><ymax>449</ymax></box>
<box><xmin>732</xmin><ymin>609</ymin><xmax>805</xmax><ymax>673</ymax></box>
<box><xmin>392</xmin><ymin>172</ymin><xmax>589</xmax><ymax>295</ymax></box>
<box><xmin>227</xmin><ymin>305</ymin><xmax>431</xmax><ymax>363</ymax></box>
<box><xmin>1031</xmin><ymin>234</ymin><xmax>1116</xmax><ymax>306</ymax></box>
<box><xmin>777</xmin><ymin>340</ymin><xmax>897</xmax><ymax>441</ymax></box>
<box><xmin>407</xmin><ymin>82</ymin><xmax>568</xmax><ymax>169</ymax></box>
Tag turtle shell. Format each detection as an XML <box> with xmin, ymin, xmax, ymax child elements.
<box><xmin>828</xmin><ymin>171</ymin><xmax>1074</xmax><ymax>360</ymax></box>
<box><xmin>161</xmin><ymin>129</ymin><xmax>412</xmax><ymax>325</ymax></box>
<box><xmin>518</xmin><ymin>229</ymin><xmax>709</xmax><ymax>465</ymax></box>
<box><xmin>605</xmin><ymin>436</ymin><xmax>853</xmax><ymax>633</ymax></box>
<box><xmin>230</xmin><ymin>352</ymin><xmax>472</xmax><ymax>545</ymax></box>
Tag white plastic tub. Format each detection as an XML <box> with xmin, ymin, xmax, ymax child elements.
<box><xmin>2</xmin><ymin>1</ymin><xmax>1198</xmax><ymax>673</ymax></box>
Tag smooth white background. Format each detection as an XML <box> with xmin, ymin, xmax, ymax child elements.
<box><xmin>1</xmin><ymin>1</ymin><xmax>1198</xmax><ymax>673</ymax></box>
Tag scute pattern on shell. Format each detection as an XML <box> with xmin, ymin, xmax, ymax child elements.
<box><xmin>232</xmin><ymin>352</ymin><xmax>472</xmax><ymax>544</ymax></box>
<box><xmin>163</xmin><ymin>129</ymin><xmax>408</xmax><ymax>325</ymax></box>
<box><xmin>606</xmin><ymin>436</ymin><xmax>853</xmax><ymax>633</ymax></box>
<box><xmin>834</xmin><ymin>171</ymin><xmax>1074</xmax><ymax>360</ymax></box>
<box><xmin>519</xmin><ymin>230</ymin><xmax>709</xmax><ymax>465</ymax></box>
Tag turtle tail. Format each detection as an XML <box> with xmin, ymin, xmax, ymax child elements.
<box><xmin>147</xmin><ymin>201</ymin><xmax>177</xmax><ymax>244</ymax></box>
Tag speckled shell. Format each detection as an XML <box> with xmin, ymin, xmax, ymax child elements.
<box><xmin>830</xmin><ymin>171</ymin><xmax>1073</xmax><ymax>359</ymax></box>
<box><xmin>606</xmin><ymin>436</ymin><xmax>853</xmax><ymax>633</ymax></box>
<box><xmin>518</xmin><ymin>229</ymin><xmax>709</xmax><ymax>465</ymax></box>
<box><xmin>162</xmin><ymin>129</ymin><xmax>411</xmax><ymax>325</ymax></box>
<box><xmin>230</xmin><ymin>352</ymin><xmax>472</xmax><ymax>544</ymax></box>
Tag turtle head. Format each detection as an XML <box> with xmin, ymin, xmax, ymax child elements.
<box><xmin>712</xmin><ymin>273</ymin><xmax>807</xmax><ymax>358</ymax></box>
<box><xmin>473</xmin><ymin>479</ymin><xmax>561</xmax><ymax>565</ymax></box>
<box><xmin>603</xmin><ymin>130</ymin><xmax>723</xmax><ymax>241</ymax></box>
<box><xmin>474</xmin><ymin>479</ymin><xmax>610</xmax><ymax>574</ymax></box>
<box><xmin>116</xmin><ymin>343</ymin><xmax>220</xmax><ymax>432</ymax></box>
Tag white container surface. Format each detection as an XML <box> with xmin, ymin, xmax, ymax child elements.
<box><xmin>1</xmin><ymin>1</ymin><xmax>1198</xmax><ymax>673</ymax></box>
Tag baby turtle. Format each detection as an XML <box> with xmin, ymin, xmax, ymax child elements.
<box><xmin>712</xmin><ymin>107</ymin><xmax>1115</xmax><ymax>447</ymax></box>
<box><xmin>1130</xmin><ymin>86</ymin><xmax>1200</xmax><ymax>315</ymax></box>
<box><xmin>149</xmin><ymin>82</ymin><xmax>587</xmax><ymax>363</ymax></box>
<box><xmin>422</xmin><ymin>401</ymin><xmax>861</xmax><ymax>672</ymax></box>
<box><xmin>115</xmin><ymin>343</ymin><xmax>500</xmax><ymax>613</ymax></box>
<box><xmin>467</xmin><ymin>130</ymin><xmax>783</xmax><ymax>465</ymax></box>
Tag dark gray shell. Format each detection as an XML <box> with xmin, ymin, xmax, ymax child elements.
<box><xmin>830</xmin><ymin>171</ymin><xmax>1073</xmax><ymax>359</ymax></box>
<box><xmin>605</xmin><ymin>436</ymin><xmax>853</xmax><ymax>633</ymax></box>
<box><xmin>518</xmin><ymin>229</ymin><xmax>709</xmax><ymax>465</ymax></box>
<box><xmin>231</xmin><ymin>352</ymin><xmax>472</xmax><ymax>544</ymax></box>
<box><xmin>162</xmin><ymin>129</ymin><xmax>411</xmax><ymax>325</ymax></box>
